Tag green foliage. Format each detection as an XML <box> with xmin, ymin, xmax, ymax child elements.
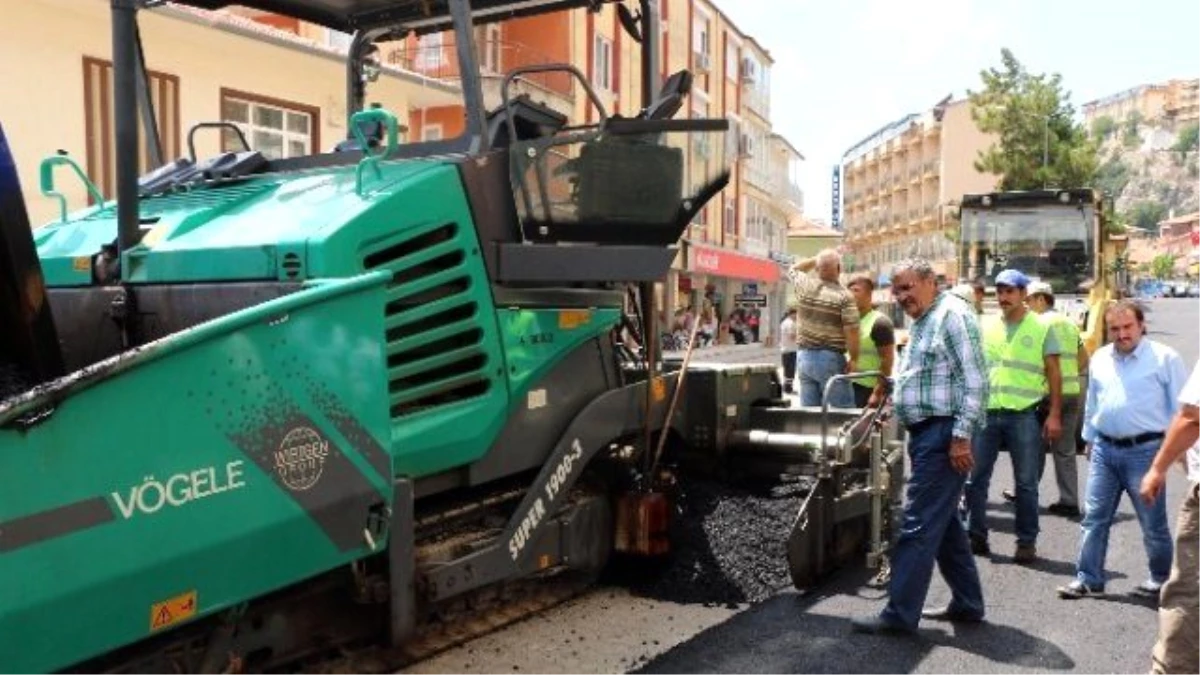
<box><xmin>1128</xmin><ymin>201</ymin><xmax>1167</xmax><ymax>230</ymax></box>
<box><xmin>1091</xmin><ymin>115</ymin><xmax>1116</xmax><ymax>139</ymax></box>
<box><xmin>968</xmin><ymin>49</ymin><xmax>1098</xmax><ymax>190</ymax></box>
<box><xmin>1174</xmin><ymin>124</ymin><xmax>1199</xmax><ymax>151</ymax></box>
<box><xmin>1104</xmin><ymin>208</ymin><xmax>1129</xmax><ymax>234</ymax></box>
<box><xmin>1094</xmin><ymin>157</ymin><xmax>1131</xmax><ymax>197</ymax></box>
<box><xmin>1150</xmin><ymin>253</ymin><xmax>1178</xmax><ymax>280</ymax></box>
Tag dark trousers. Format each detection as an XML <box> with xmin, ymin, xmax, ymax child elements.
<box><xmin>853</xmin><ymin>383</ymin><xmax>874</xmax><ymax>408</ymax></box>
<box><xmin>881</xmin><ymin>417</ymin><xmax>984</xmax><ymax>629</ymax></box>
<box><xmin>781</xmin><ymin>350</ymin><xmax>797</xmax><ymax>393</ymax></box>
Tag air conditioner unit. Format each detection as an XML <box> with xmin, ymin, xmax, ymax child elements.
<box><xmin>693</xmin><ymin>51</ymin><xmax>711</xmax><ymax>73</ymax></box>
<box><xmin>740</xmin><ymin>58</ymin><xmax>757</xmax><ymax>83</ymax></box>
<box><xmin>738</xmin><ymin>134</ymin><xmax>754</xmax><ymax>158</ymax></box>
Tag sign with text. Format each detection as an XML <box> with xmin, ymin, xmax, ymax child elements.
<box><xmin>688</xmin><ymin>245</ymin><xmax>780</xmax><ymax>283</ymax></box>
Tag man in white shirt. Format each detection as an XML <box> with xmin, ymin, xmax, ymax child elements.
<box><xmin>779</xmin><ymin>308</ymin><xmax>798</xmax><ymax>393</ymax></box>
<box><xmin>1140</xmin><ymin>360</ymin><xmax>1200</xmax><ymax>675</ymax></box>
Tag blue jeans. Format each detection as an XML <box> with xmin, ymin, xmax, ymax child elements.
<box><xmin>965</xmin><ymin>409</ymin><xmax>1043</xmax><ymax>546</ymax></box>
<box><xmin>1075</xmin><ymin>439</ymin><xmax>1174</xmax><ymax>588</ymax></box>
<box><xmin>881</xmin><ymin>418</ymin><xmax>984</xmax><ymax>629</ymax></box>
<box><xmin>797</xmin><ymin>348</ymin><xmax>853</xmax><ymax>408</ymax></box>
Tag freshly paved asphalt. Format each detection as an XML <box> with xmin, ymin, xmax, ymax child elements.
<box><xmin>638</xmin><ymin>297</ymin><xmax>1199</xmax><ymax>674</ymax></box>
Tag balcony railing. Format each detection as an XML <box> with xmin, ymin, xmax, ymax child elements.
<box><xmin>386</xmin><ymin>37</ymin><xmax>574</xmax><ymax>98</ymax></box>
<box><xmin>743</xmin><ymin>88</ymin><xmax>770</xmax><ymax>118</ymax></box>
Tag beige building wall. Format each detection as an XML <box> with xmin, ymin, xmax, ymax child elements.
<box><xmin>1083</xmin><ymin>79</ymin><xmax>1199</xmax><ymax>127</ymax></box>
<box><xmin>1</xmin><ymin>0</ymin><xmax>458</xmax><ymax>228</ymax></box>
<box><xmin>840</xmin><ymin>98</ymin><xmax>997</xmax><ymax>278</ymax></box>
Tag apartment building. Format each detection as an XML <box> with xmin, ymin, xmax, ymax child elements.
<box><xmin>1082</xmin><ymin>78</ymin><xmax>1200</xmax><ymax>128</ymax></box>
<box><xmin>662</xmin><ymin>0</ymin><xmax>803</xmax><ymax>342</ymax></box>
<box><xmin>4</xmin><ymin>0</ymin><xmax>799</xmax><ymax>342</ymax></box>
<box><xmin>2</xmin><ymin>0</ymin><xmax>474</xmax><ymax>227</ymax></box>
<box><xmin>839</xmin><ymin>97</ymin><xmax>997</xmax><ymax>279</ymax></box>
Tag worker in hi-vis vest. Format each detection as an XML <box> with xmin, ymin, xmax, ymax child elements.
<box><xmin>846</xmin><ymin>274</ymin><xmax>895</xmax><ymax>408</ymax></box>
<box><xmin>1016</xmin><ymin>281</ymin><xmax>1088</xmax><ymax>518</ymax></box>
<box><xmin>963</xmin><ymin>269</ymin><xmax>1064</xmax><ymax>565</ymax></box>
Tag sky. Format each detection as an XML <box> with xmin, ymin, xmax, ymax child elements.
<box><xmin>716</xmin><ymin>0</ymin><xmax>1200</xmax><ymax>226</ymax></box>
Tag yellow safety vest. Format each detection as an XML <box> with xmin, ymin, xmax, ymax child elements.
<box><xmin>982</xmin><ymin>312</ymin><xmax>1050</xmax><ymax>411</ymax></box>
<box><xmin>1044</xmin><ymin>311</ymin><xmax>1082</xmax><ymax>397</ymax></box>
<box><xmin>853</xmin><ymin>309</ymin><xmax>882</xmax><ymax>388</ymax></box>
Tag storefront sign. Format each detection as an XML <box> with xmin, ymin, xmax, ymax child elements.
<box><xmin>734</xmin><ymin>294</ymin><xmax>768</xmax><ymax>306</ymax></box>
<box><xmin>688</xmin><ymin>245</ymin><xmax>780</xmax><ymax>283</ymax></box>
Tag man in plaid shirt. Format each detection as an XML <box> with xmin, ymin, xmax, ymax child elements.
<box><xmin>852</xmin><ymin>257</ymin><xmax>990</xmax><ymax>635</ymax></box>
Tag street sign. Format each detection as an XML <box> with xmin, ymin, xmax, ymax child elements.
<box><xmin>733</xmin><ymin>294</ymin><xmax>767</xmax><ymax>306</ymax></box>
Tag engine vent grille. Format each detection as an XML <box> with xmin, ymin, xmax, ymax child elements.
<box><xmin>362</xmin><ymin>222</ymin><xmax>490</xmax><ymax>418</ymax></box>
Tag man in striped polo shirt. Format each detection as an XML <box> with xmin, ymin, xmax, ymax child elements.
<box><xmin>851</xmin><ymin>257</ymin><xmax>988</xmax><ymax>635</ymax></box>
<box><xmin>788</xmin><ymin>249</ymin><xmax>859</xmax><ymax>408</ymax></box>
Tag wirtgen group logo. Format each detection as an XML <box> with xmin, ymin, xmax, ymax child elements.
<box><xmin>274</xmin><ymin>426</ymin><xmax>330</xmax><ymax>491</ymax></box>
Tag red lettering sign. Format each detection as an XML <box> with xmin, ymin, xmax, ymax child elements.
<box><xmin>688</xmin><ymin>245</ymin><xmax>780</xmax><ymax>283</ymax></box>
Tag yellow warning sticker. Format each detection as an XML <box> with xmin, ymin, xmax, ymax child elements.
<box><xmin>558</xmin><ymin>309</ymin><xmax>592</xmax><ymax>329</ymax></box>
<box><xmin>72</xmin><ymin>256</ymin><xmax>91</xmax><ymax>272</ymax></box>
<box><xmin>149</xmin><ymin>590</ymin><xmax>197</xmax><ymax>631</ymax></box>
<box><xmin>651</xmin><ymin>377</ymin><xmax>667</xmax><ymax>403</ymax></box>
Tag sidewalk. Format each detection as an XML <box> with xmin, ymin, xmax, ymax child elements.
<box><xmin>661</xmin><ymin>342</ymin><xmax>780</xmax><ymax>362</ymax></box>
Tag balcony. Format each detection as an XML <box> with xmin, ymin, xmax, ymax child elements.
<box><xmin>922</xmin><ymin>159</ymin><xmax>938</xmax><ymax>176</ymax></box>
<box><xmin>743</xmin><ymin>87</ymin><xmax>770</xmax><ymax>119</ymax></box>
<box><xmin>386</xmin><ymin>37</ymin><xmax>575</xmax><ymax>114</ymax></box>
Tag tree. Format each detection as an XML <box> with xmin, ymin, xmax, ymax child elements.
<box><xmin>1128</xmin><ymin>201</ymin><xmax>1167</xmax><ymax>230</ymax></box>
<box><xmin>968</xmin><ymin>49</ymin><xmax>1099</xmax><ymax>191</ymax></box>
<box><xmin>1091</xmin><ymin>115</ymin><xmax>1116</xmax><ymax>140</ymax></box>
<box><xmin>1172</xmin><ymin>123</ymin><xmax>1199</xmax><ymax>153</ymax></box>
<box><xmin>1150</xmin><ymin>253</ymin><xmax>1178</xmax><ymax>280</ymax></box>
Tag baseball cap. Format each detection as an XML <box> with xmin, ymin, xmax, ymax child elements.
<box><xmin>994</xmin><ymin>269</ymin><xmax>1030</xmax><ymax>289</ymax></box>
<box><xmin>1027</xmin><ymin>280</ymin><xmax>1054</xmax><ymax>297</ymax></box>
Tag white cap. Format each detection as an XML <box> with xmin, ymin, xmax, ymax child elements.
<box><xmin>1027</xmin><ymin>281</ymin><xmax>1054</xmax><ymax>297</ymax></box>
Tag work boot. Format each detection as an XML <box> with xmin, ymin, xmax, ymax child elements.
<box><xmin>850</xmin><ymin>616</ymin><xmax>914</xmax><ymax>636</ymax></box>
<box><xmin>1002</xmin><ymin>488</ymin><xmax>1016</xmax><ymax>503</ymax></box>
<box><xmin>1047</xmin><ymin>502</ymin><xmax>1081</xmax><ymax>518</ymax></box>
<box><xmin>969</xmin><ymin>535</ymin><xmax>990</xmax><ymax>556</ymax></box>
<box><xmin>1014</xmin><ymin>543</ymin><xmax>1037</xmax><ymax>564</ymax></box>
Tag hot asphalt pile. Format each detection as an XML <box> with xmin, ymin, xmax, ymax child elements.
<box><xmin>610</xmin><ymin>473</ymin><xmax>813</xmax><ymax>607</ymax></box>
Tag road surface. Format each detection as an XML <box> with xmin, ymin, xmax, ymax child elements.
<box><xmin>407</xmin><ymin>298</ymin><xmax>1199</xmax><ymax>674</ymax></box>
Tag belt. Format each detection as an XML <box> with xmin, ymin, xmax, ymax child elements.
<box><xmin>1098</xmin><ymin>432</ymin><xmax>1164</xmax><ymax>448</ymax></box>
<box><xmin>906</xmin><ymin>416</ymin><xmax>954</xmax><ymax>434</ymax></box>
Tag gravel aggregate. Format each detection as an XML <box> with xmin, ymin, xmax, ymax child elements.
<box><xmin>612</xmin><ymin>473</ymin><xmax>813</xmax><ymax>607</ymax></box>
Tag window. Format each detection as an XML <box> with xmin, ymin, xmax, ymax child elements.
<box><xmin>725</xmin><ymin>37</ymin><xmax>740</xmax><ymax>81</ymax></box>
<box><xmin>416</xmin><ymin>32</ymin><xmax>445</xmax><ymax>72</ymax></box>
<box><xmin>724</xmin><ymin>196</ymin><xmax>737</xmax><ymax>236</ymax></box>
<box><xmin>83</xmin><ymin>56</ymin><xmax>181</xmax><ymax>200</ymax></box>
<box><xmin>220</xmin><ymin>89</ymin><xmax>319</xmax><ymax>160</ymax></box>
<box><xmin>325</xmin><ymin>29</ymin><xmax>353</xmax><ymax>53</ymax></box>
<box><xmin>422</xmin><ymin>124</ymin><xmax>443</xmax><ymax>141</ymax></box>
<box><xmin>477</xmin><ymin>24</ymin><xmax>502</xmax><ymax>73</ymax></box>
<box><xmin>593</xmin><ymin>35</ymin><xmax>613</xmax><ymax>92</ymax></box>
<box><xmin>692</xmin><ymin>17</ymin><xmax>709</xmax><ymax>58</ymax></box>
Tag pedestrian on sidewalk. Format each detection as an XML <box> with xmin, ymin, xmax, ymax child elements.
<box><xmin>1140</xmin><ymin>359</ymin><xmax>1199</xmax><ymax>675</ymax></box>
<box><xmin>963</xmin><ymin>268</ymin><xmax>1063</xmax><ymax>564</ymax></box>
<box><xmin>788</xmin><ymin>249</ymin><xmax>859</xmax><ymax>408</ymax></box>
<box><xmin>779</xmin><ymin>307</ymin><xmax>798</xmax><ymax>394</ymax></box>
<box><xmin>846</xmin><ymin>274</ymin><xmax>895</xmax><ymax>407</ymax></box>
<box><xmin>1001</xmin><ymin>281</ymin><xmax>1088</xmax><ymax>518</ymax></box>
<box><xmin>1057</xmin><ymin>300</ymin><xmax>1185</xmax><ymax>600</ymax></box>
<box><xmin>850</xmin><ymin>257</ymin><xmax>988</xmax><ymax>635</ymax></box>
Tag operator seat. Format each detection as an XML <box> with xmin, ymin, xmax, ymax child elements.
<box><xmin>485</xmin><ymin>94</ymin><xmax>569</xmax><ymax>149</ymax></box>
<box><xmin>637</xmin><ymin>70</ymin><xmax>693</xmax><ymax>120</ymax></box>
